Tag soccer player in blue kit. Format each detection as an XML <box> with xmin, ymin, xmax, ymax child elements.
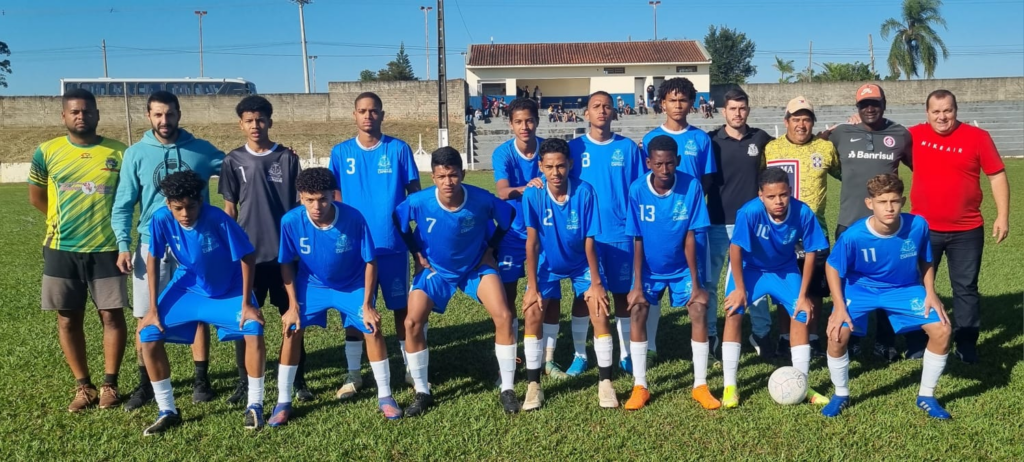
<box><xmin>568</xmin><ymin>91</ymin><xmax>647</xmax><ymax>376</ymax></box>
<box><xmin>269</xmin><ymin>168</ymin><xmax>402</xmax><ymax>426</ymax></box>
<box><xmin>394</xmin><ymin>147</ymin><xmax>520</xmax><ymax>416</ymax></box>
<box><xmin>642</xmin><ymin>77</ymin><xmax>719</xmax><ymax>361</ymax></box>
<box><xmin>328</xmin><ymin>92</ymin><xmax>421</xmax><ymax>396</ymax></box>
<box><xmin>521</xmin><ymin>139</ymin><xmax>613</xmax><ymax>411</ymax></box>
<box><xmin>721</xmin><ymin>167</ymin><xmax>830</xmax><ymax>408</ymax></box>
<box><xmin>624</xmin><ymin>135</ymin><xmax>716</xmax><ymax>411</ymax></box>
<box><xmin>821</xmin><ymin>174</ymin><xmax>952</xmax><ymax>419</ymax></box>
<box><xmin>137</xmin><ymin>171</ymin><xmax>266</xmax><ymax>435</ymax></box>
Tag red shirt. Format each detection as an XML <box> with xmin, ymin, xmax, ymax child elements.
<box><xmin>909</xmin><ymin>122</ymin><xmax>1005</xmax><ymax>232</ymax></box>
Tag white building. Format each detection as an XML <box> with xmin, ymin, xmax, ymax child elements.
<box><xmin>465</xmin><ymin>40</ymin><xmax>712</xmax><ymax>109</ymax></box>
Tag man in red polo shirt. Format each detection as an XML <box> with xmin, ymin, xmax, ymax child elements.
<box><xmin>907</xmin><ymin>89</ymin><xmax>1010</xmax><ymax>364</ymax></box>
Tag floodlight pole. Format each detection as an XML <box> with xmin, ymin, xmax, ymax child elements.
<box><xmin>195</xmin><ymin>11</ymin><xmax>207</xmax><ymax>77</ymax></box>
<box><xmin>293</xmin><ymin>0</ymin><xmax>313</xmax><ymax>93</ymax></box>
<box><xmin>421</xmin><ymin>6</ymin><xmax>433</xmax><ymax>80</ymax></box>
<box><xmin>648</xmin><ymin>1</ymin><xmax>660</xmax><ymax>40</ymax></box>
<box><xmin>436</xmin><ymin>0</ymin><xmax>448</xmax><ymax>147</ymax></box>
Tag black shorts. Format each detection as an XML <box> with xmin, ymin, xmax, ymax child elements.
<box><xmin>41</xmin><ymin>247</ymin><xmax>128</xmax><ymax>311</ymax></box>
<box><xmin>795</xmin><ymin>239</ymin><xmax>831</xmax><ymax>299</ymax></box>
<box><xmin>254</xmin><ymin>262</ymin><xmax>288</xmax><ymax>313</ymax></box>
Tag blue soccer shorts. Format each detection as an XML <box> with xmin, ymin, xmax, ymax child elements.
<box><xmin>296</xmin><ymin>279</ymin><xmax>375</xmax><ymax>334</ymax></box>
<box><xmin>640</xmin><ymin>270</ymin><xmax>695</xmax><ymax>307</ymax></box>
<box><xmin>376</xmin><ymin>252</ymin><xmax>410</xmax><ymax>311</ymax></box>
<box><xmin>496</xmin><ymin>241</ymin><xmax>526</xmax><ymax>284</ymax></box>
<box><xmin>140</xmin><ymin>283</ymin><xmax>263</xmax><ymax>344</ymax></box>
<box><xmin>537</xmin><ymin>265</ymin><xmax>593</xmax><ymax>300</ymax></box>
<box><xmin>596</xmin><ymin>240</ymin><xmax>634</xmax><ymax>294</ymax></box>
<box><xmin>411</xmin><ymin>265</ymin><xmax>499</xmax><ymax>313</ymax></box>
<box><xmin>842</xmin><ymin>284</ymin><xmax>941</xmax><ymax>334</ymax></box>
<box><xmin>725</xmin><ymin>266</ymin><xmax>807</xmax><ymax>324</ymax></box>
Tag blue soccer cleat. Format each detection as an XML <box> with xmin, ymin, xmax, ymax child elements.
<box><xmin>565</xmin><ymin>355</ymin><xmax>590</xmax><ymax>376</ymax></box>
<box><xmin>378</xmin><ymin>396</ymin><xmax>403</xmax><ymax>420</ymax></box>
<box><xmin>267</xmin><ymin>403</ymin><xmax>291</xmax><ymax>427</ymax></box>
<box><xmin>619</xmin><ymin>356</ymin><xmax>633</xmax><ymax>375</ymax></box>
<box><xmin>916</xmin><ymin>396</ymin><xmax>951</xmax><ymax>420</ymax></box>
<box><xmin>821</xmin><ymin>395</ymin><xmax>850</xmax><ymax>417</ymax></box>
<box><xmin>244</xmin><ymin>403</ymin><xmax>265</xmax><ymax>430</ymax></box>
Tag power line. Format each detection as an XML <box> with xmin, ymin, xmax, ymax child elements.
<box><xmin>452</xmin><ymin>0</ymin><xmax>475</xmax><ymax>42</ymax></box>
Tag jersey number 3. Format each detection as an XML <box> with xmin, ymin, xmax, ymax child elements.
<box><xmin>346</xmin><ymin>158</ymin><xmax>356</xmax><ymax>174</ymax></box>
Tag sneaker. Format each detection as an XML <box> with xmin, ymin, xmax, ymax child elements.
<box><xmin>268</xmin><ymin>403</ymin><xmax>292</xmax><ymax>427</ymax></box>
<box><xmin>226</xmin><ymin>380</ymin><xmax>247</xmax><ymax>406</ymax></box>
<box><xmin>68</xmin><ymin>384</ymin><xmax>98</xmax><ymax>413</ymax></box>
<box><xmin>776</xmin><ymin>338</ymin><xmax>791</xmax><ymax>360</ymax></box>
<box><xmin>123</xmin><ymin>383</ymin><xmax>154</xmax><ymax>411</ymax></box>
<box><xmin>619</xmin><ymin>357</ymin><xmax>633</xmax><ymax>375</ymax></box>
<box><xmin>545</xmin><ymin>361</ymin><xmax>569</xmax><ymax>380</ymax></box>
<box><xmin>378</xmin><ymin>396</ymin><xmax>403</xmax><ymax>420</ymax></box>
<box><xmin>692</xmin><ymin>384</ymin><xmax>721</xmax><ymax>410</ymax></box>
<box><xmin>143</xmin><ymin>409</ymin><xmax>182</xmax><ymax>436</ymax></box>
<box><xmin>192</xmin><ymin>378</ymin><xmax>216</xmax><ymax>403</ymax></box>
<box><xmin>598</xmin><ymin>379</ymin><xmax>619</xmax><ymax>408</ymax></box>
<box><xmin>749</xmin><ymin>334</ymin><xmax>774</xmax><ymax>360</ymax></box>
<box><xmin>294</xmin><ymin>381</ymin><xmax>315</xmax><ymax>403</ymax></box>
<box><xmin>405</xmin><ymin>392</ymin><xmax>434</xmax><ymax>418</ymax></box>
<box><xmin>499</xmin><ymin>389</ymin><xmax>520</xmax><ymax>414</ymax></box>
<box><xmin>873</xmin><ymin>343</ymin><xmax>901</xmax><ymax>363</ymax></box>
<box><xmin>624</xmin><ymin>385</ymin><xmax>650</xmax><ymax>410</ymax></box>
<box><xmin>722</xmin><ymin>385</ymin><xmax>739</xmax><ymax>409</ymax></box>
<box><xmin>523</xmin><ymin>382</ymin><xmax>544</xmax><ymax>411</ymax></box>
<box><xmin>809</xmin><ymin>338</ymin><xmax>826</xmax><ymax>358</ymax></box>
<box><xmin>565</xmin><ymin>355</ymin><xmax>589</xmax><ymax>376</ymax></box>
<box><xmin>916</xmin><ymin>396</ymin><xmax>951</xmax><ymax>420</ymax></box>
<box><xmin>335</xmin><ymin>371</ymin><xmax>363</xmax><ymax>400</ymax></box>
<box><xmin>954</xmin><ymin>343</ymin><xmax>978</xmax><ymax>364</ymax></box>
<box><xmin>244</xmin><ymin>403</ymin><xmax>265</xmax><ymax>430</ymax></box>
<box><xmin>806</xmin><ymin>387</ymin><xmax>829</xmax><ymax>405</ymax></box>
<box><xmin>98</xmin><ymin>384</ymin><xmax>121</xmax><ymax>409</ymax></box>
<box><xmin>821</xmin><ymin>395</ymin><xmax>850</xmax><ymax>417</ymax></box>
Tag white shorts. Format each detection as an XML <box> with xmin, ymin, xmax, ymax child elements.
<box><xmin>132</xmin><ymin>242</ymin><xmax>179</xmax><ymax>318</ymax></box>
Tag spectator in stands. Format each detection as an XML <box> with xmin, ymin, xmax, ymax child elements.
<box><xmin>637</xmin><ymin>96</ymin><xmax>649</xmax><ymax>115</ymax></box>
<box><xmin>624</xmin><ymin>103</ymin><xmax>634</xmax><ymax>115</ymax></box>
<box><xmin>646</xmin><ymin>84</ymin><xmax>656</xmax><ymax>105</ymax></box>
<box><xmin>577</xmin><ymin>97</ymin><xmax>583</xmax><ymax>109</ymax></box>
<box><xmin>906</xmin><ymin>89</ymin><xmax>1010</xmax><ymax>364</ymax></box>
<box><xmin>616</xmin><ymin>96</ymin><xmax>625</xmax><ymax>115</ymax></box>
<box><xmin>476</xmin><ymin>108</ymin><xmax>484</xmax><ymax>121</ymax></box>
<box><xmin>465</xmin><ymin>105</ymin><xmax>474</xmax><ymax>124</ymax></box>
<box><xmin>533</xmin><ymin>86</ymin><xmax>540</xmax><ymax>103</ymax></box>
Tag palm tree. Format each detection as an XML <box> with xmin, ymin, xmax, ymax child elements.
<box><xmin>881</xmin><ymin>0</ymin><xmax>949</xmax><ymax>79</ymax></box>
<box><xmin>773</xmin><ymin>56</ymin><xmax>795</xmax><ymax>83</ymax></box>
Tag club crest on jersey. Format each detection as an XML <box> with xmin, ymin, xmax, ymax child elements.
<box><xmin>566</xmin><ymin>210</ymin><xmax>580</xmax><ymax>230</ymax></box>
<box><xmin>671</xmin><ymin>200</ymin><xmax>689</xmax><ymax>221</ymax></box>
<box><xmin>900</xmin><ymin>239</ymin><xmax>917</xmax><ymax>259</ymax></box>
<box><xmin>883</xmin><ymin>136</ymin><xmax>896</xmax><ymax>148</ymax></box>
<box><xmin>378</xmin><ymin>155</ymin><xmax>393</xmax><ymax>174</ymax></box>
<box><xmin>101</xmin><ymin>156</ymin><xmax>120</xmax><ymax>172</ymax></box>
<box><xmin>391</xmin><ymin>279</ymin><xmax>406</xmax><ymax>297</ymax></box>
<box><xmin>200</xmin><ymin>232</ymin><xmax>220</xmax><ymax>253</ymax></box>
<box><xmin>459</xmin><ymin>216</ymin><xmax>476</xmax><ymax>234</ymax></box>
<box><xmin>267</xmin><ymin>162</ymin><xmax>284</xmax><ymax>183</ymax></box>
<box><xmin>335</xmin><ymin>234</ymin><xmax>352</xmax><ymax>253</ymax></box>
<box><xmin>611</xmin><ymin>149</ymin><xmax>625</xmax><ymax>167</ymax></box>
<box><xmin>684</xmin><ymin>139</ymin><xmax>698</xmax><ymax>157</ymax></box>
<box><xmin>782</xmin><ymin>228</ymin><xmax>797</xmax><ymax>245</ymax></box>
<box><xmin>747</xmin><ymin>144</ymin><xmax>759</xmax><ymax>157</ymax></box>
<box><xmin>811</xmin><ymin>153</ymin><xmax>824</xmax><ymax>169</ymax></box>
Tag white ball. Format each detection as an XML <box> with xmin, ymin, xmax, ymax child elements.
<box><xmin>768</xmin><ymin>366</ymin><xmax>808</xmax><ymax>405</ymax></box>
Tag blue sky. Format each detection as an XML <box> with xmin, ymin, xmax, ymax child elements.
<box><xmin>1</xmin><ymin>0</ymin><xmax>1022</xmax><ymax>95</ymax></box>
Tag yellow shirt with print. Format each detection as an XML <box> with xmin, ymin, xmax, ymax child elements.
<box><xmin>764</xmin><ymin>136</ymin><xmax>841</xmax><ymax>228</ymax></box>
<box><xmin>28</xmin><ymin>136</ymin><xmax>128</xmax><ymax>252</ymax></box>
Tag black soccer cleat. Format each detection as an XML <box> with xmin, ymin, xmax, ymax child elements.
<box><xmin>143</xmin><ymin>410</ymin><xmax>182</xmax><ymax>436</ymax></box>
<box><xmin>405</xmin><ymin>392</ymin><xmax>434</xmax><ymax>418</ymax></box>
<box><xmin>192</xmin><ymin>378</ymin><xmax>216</xmax><ymax>403</ymax></box>
<box><xmin>123</xmin><ymin>384</ymin><xmax>154</xmax><ymax>412</ymax></box>
<box><xmin>226</xmin><ymin>380</ymin><xmax>247</xmax><ymax>406</ymax></box>
<box><xmin>294</xmin><ymin>379</ymin><xmax>315</xmax><ymax>403</ymax></box>
<box><xmin>499</xmin><ymin>389</ymin><xmax>521</xmax><ymax>414</ymax></box>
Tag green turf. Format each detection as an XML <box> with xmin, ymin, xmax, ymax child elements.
<box><xmin>1</xmin><ymin>167</ymin><xmax>1022</xmax><ymax>460</ymax></box>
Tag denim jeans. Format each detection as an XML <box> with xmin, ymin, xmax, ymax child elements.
<box><xmin>706</xmin><ymin>224</ymin><xmax>771</xmax><ymax>338</ymax></box>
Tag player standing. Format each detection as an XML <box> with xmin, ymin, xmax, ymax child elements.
<box><xmin>28</xmin><ymin>89</ymin><xmax>129</xmax><ymax>412</ymax></box>
<box><xmin>521</xmin><ymin>139</ymin><xmax>613</xmax><ymax>410</ymax></box>
<box><xmin>568</xmin><ymin>91</ymin><xmax>646</xmax><ymax>376</ymax></box>
<box><xmin>220</xmin><ymin>96</ymin><xmax>304</xmax><ymax>404</ymax></box>
<box><xmin>394</xmin><ymin>147</ymin><xmax>519</xmax><ymax>416</ymax></box>
<box><xmin>624</xmin><ymin>135</ymin><xmax>714</xmax><ymax>410</ymax></box>
<box><xmin>327</xmin><ymin>92</ymin><xmax>421</xmax><ymax>396</ymax></box>
<box><xmin>137</xmin><ymin>171</ymin><xmax>266</xmax><ymax>435</ymax></box>
<box><xmin>720</xmin><ymin>167</ymin><xmax>831</xmax><ymax>408</ymax></box>
<box><xmin>270</xmin><ymin>168</ymin><xmax>401</xmax><ymax>426</ymax></box>
<box><xmin>821</xmin><ymin>174</ymin><xmax>951</xmax><ymax>419</ymax></box>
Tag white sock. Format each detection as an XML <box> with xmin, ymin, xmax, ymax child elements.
<box><xmin>277</xmin><ymin>364</ymin><xmax>298</xmax><ymax>404</ymax></box>
<box><xmin>524</xmin><ymin>335</ymin><xmax>542</xmax><ymax>372</ymax></box>
<box><xmin>594</xmin><ymin>335</ymin><xmax>613</xmax><ymax>368</ymax></box>
<box><xmin>791</xmin><ymin>344</ymin><xmax>811</xmax><ymax>377</ymax></box>
<box><xmin>919</xmin><ymin>349</ymin><xmax>948</xmax><ymax>397</ymax></box>
<box><xmin>346</xmin><ymin>340</ymin><xmax>363</xmax><ymax>373</ymax></box>
<box><xmin>399</xmin><ymin>340</ymin><xmax>408</xmax><ymax>368</ymax></box>
<box><xmin>631</xmin><ymin>341</ymin><xmax>648</xmax><ymax>388</ymax></box>
<box><xmin>495</xmin><ymin>343</ymin><xmax>517</xmax><ymax>392</ymax></box>
<box><xmin>152</xmin><ymin>378</ymin><xmax>176</xmax><ymax>413</ymax></box>
<box><xmin>647</xmin><ymin>304</ymin><xmax>661</xmax><ymax>352</ymax></box>
<box><xmin>722</xmin><ymin>342</ymin><xmax>741</xmax><ymax>387</ymax></box>
<box><xmin>406</xmin><ymin>349</ymin><xmax>430</xmax><ymax>394</ymax></box>
<box><xmin>571</xmin><ymin>316</ymin><xmax>590</xmax><ymax>358</ymax></box>
<box><xmin>827</xmin><ymin>352</ymin><xmax>850</xmax><ymax>397</ymax></box>
<box><xmin>616</xmin><ymin>317</ymin><xmax>631</xmax><ymax>361</ymax></box>
<box><xmin>542</xmin><ymin>323</ymin><xmax>559</xmax><ymax>362</ymax></box>
<box><xmin>370</xmin><ymin>359</ymin><xmax>392</xmax><ymax>398</ymax></box>
<box><xmin>692</xmin><ymin>340</ymin><xmax>709</xmax><ymax>387</ymax></box>
<box><xmin>247</xmin><ymin>375</ymin><xmax>265</xmax><ymax>407</ymax></box>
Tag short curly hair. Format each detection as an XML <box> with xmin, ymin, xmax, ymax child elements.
<box><xmin>235</xmin><ymin>95</ymin><xmax>273</xmax><ymax>118</ymax></box>
<box><xmin>866</xmin><ymin>173</ymin><xmax>904</xmax><ymax>198</ymax></box>
<box><xmin>160</xmin><ymin>170</ymin><xmax>205</xmax><ymax>202</ymax></box>
<box><xmin>657</xmin><ymin>77</ymin><xmax>696</xmax><ymax>104</ymax></box>
<box><xmin>296</xmin><ymin>167</ymin><xmax>338</xmax><ymax>194</ymax></box>
<box><xmin>507</xmin><ymin>98</ymin><xmax>539</xmax><ymax>120</ymax></box>
<box><xmin>539</xmin><ymin>138</ymin><xmax>570</xmax><ymax>160</ymax></box>
<box><xmin>646</xmin><ymin>135</ymin><xmax>678</xmax><ymax>157</ymax></box>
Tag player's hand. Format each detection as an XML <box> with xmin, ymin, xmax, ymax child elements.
<box><xmin>993</xmin><ymin>216</ymin><xmax>1009</xmax><ymax>244</ymax></box>
<box><xmin>477</xmin><ymin>250</ymin><xmax>498</xmax><ymax>270</ymax></box>
<box><xmin>281</xmin><ymin>306</ymin><xmax>301</xmax><ymax>336</ymax></box>
<box><xmin>240</xmin><ymin>303</ymin><xmax>265</xmax><ymax>329</ymax></box>
<box><xmin>924</xmin><ymin>292</ymin><xmax>950</xmax><ymax>326</ymax></box>
<box><xmin>794</xmin><ymin>296</ymin><xmax>814</xmax><ymax>325</ymax></box>
<box><xmin>140</xmin><ymin>307</ymin><xmax>163</xmax><ymax>332</ymax></box>
<box><xmin>116</xmin><ymin>252</ymin><xmax>133</xmax><ymax>274</ymax></box>
<box><xmin>846</xmin><ymin>113</ymin><xmax>862</xmax><ymax>124</ymax></box>
<box><xmin>526</xmin><ymin>177</ymin><xmax>545</xmax><ymax>189</ymax></box>
<box><xmin>723</xmin><ymin>289</ymin><xmax>747</xmax><ymax>317</ymax></box>
<box><xmin>362</xmin><ymin>304</ymin><xmax>381</xmax><ymax>334</ymax></box>
<box><xmin>688</xmin><ymin>286</ymin><xmax>709</xmax><ymax>308</ymax></box>
<box><xmin>585</xmin><ymin>283</ymin><xmax>610</xmax><ymax>317</ymax></box>
<box><xmin>827</xmin><ymin>305</ymin><xmax>853</xmax><ymax>343</ymax></box>
<box><xmin>414</xmin><ymin>252</ymin><xmax>431</xmax><ymax>276</ymax></box>
<box><xmin>522</xmin><ymin>288</ymin><xmax>543</xmax><ymax>315</ymax></box>
<box><xmin>626</xmin><ymin>287</ymin><xmax>649</xmax><ymax>312</ymax></box>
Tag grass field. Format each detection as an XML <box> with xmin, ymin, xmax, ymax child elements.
<box><xmin>0</xmin><ymin>166</ymin><xmax>1022</xmax><ymax>460</ymax></box>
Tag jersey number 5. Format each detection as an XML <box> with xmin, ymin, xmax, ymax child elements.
<box><xmin>300</xmin><ymin>237</ymin><xmax>311</xmax><ymax>254</ymax></box>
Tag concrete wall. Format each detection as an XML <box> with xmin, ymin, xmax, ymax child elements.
<box><xmin>466</xmin><ymin>64</ymin><xmax>712</xmax><ymax>96</ymax></box>
<box><xmin>327</xmin><ymin>79</ymin><xmax>467</xmax><ymax>122</ymax></box>
<box><xmin>710</xmin><ymin>77</ymin><xmax>1024</xmax><ymax>107</ymax></box>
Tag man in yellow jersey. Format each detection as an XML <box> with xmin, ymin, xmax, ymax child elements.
<box><xmin>27</xmin><ymin>89</ymin><xmax>130</xmax><ymax>412</ymax></box>
<box><xmin>764</xmin><ymin>96</ymin><xmax>841</xmax><ymax>358</ymax></box>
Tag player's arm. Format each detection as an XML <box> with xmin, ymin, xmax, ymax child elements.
<box><xmin>112</xmin><ymin>151</ymin><xmax>142</xmax><ymax>269</ymax></box>
<box><xmin>28</xmin><ymin>184</ymin><xmax>47</xmax><ymax>214</ymax></box>
<box><xmin>279</xmin><ymin>262</ymin><xmax>301</xmax><ymax>333</ymax></box>
<box><xmin>405</xmin><ymin>179</ymin><xmax>422</xmax><ymax>195</ymax></box>
<box><xmin>238</xmin><ymin>252</ymin><xmax>264</xmax><ymax>328</ymax></box>
<box><xmin>723</xmin><ymin>244</ymin><xmax>748</xmax><ymax>315</ymax></box>
<box><xmin>627</xmin><ymin>237</ymin><xmax>648</xmax><ymax>311</ymax></box>
<box><xmin>27</xmin><ymin>147</ymin><xmax>48</xmax><ymax>214</ymax></box>
<box><xmin>584</xmin><ymin>236</ymin><xmax>609</xmax><ymax>316</ymax></box>
<box><xmin>219</xmin><ymin>158</ymin><xmax>240</xmax><ymax>220</ymax></box>
<box><xmin>794</xmin><ymin>251</ymin><xmax>817</xmax><ymax>324</ymax></box>
<box><xmin>901</xmin><ymin>132</ymin><xmax>914</xmax><ymax>170</ymax></box>
<box><xmin>919</xmin><ymin>259</ymin><xmax>949</xmax><ymax>325</ymax></box>
<box><xmin>988</xmin><ymin>170</ymin><xmax>1010</xmax><ymax>243</ymax></box>
<box><xmin>684</xmin><ymin>230</ymin><xmax>708</xmax><ymax>306</ymax></box>
<box><xmin>362</xmin><ymin>259</ymin><xmax>381</xmax><ymax>333</ymax></box>
<box><xmin>392</xmin><ymin>207</ymin><xmax>428</xmax><ymax>272</ymax></box>
<box><xmin>496</xmin><ymin>179</ymin><xmax>527</xmax><ymax>200</ymax></box>
<box><xmin>224</xmin><ymin>201</ymin><xmax>238</xmax><ymax>220</ymax></box>
<box><xmin>522</xmin><ymin>227</ymin><xmax>542</xmax><ymax>313</ymax></box>
<box><xmin>824</xmin><ymin>262</ymin><xmax>851</xmax><ymax>341</ymax></box>
<box><xmin>827</xmin><ymin>146</ymin><xmax>842</xmax><ymax>180</ymax></box>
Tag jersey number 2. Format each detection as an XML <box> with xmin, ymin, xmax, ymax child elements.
<box><xmin>543</xmin><ymin>209</ymin><xmax>553</xmax><ymax>226</ymax></box>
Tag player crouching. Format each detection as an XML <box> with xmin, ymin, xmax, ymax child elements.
<box><xmin>138</xmin><ymin>171</ymin><xmax>266</xmax><ymax>436</ymax></box>
<box><xmin>822</xmin><ymin>174</ymin><xmax>952</xmax><ymax>419</ymax></box>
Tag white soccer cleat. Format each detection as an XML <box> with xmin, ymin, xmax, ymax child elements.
<box><xmin>523</xmin><ymin>382</ymin><xmax>544</xmax><ymax>411</ymax></box>
<box><xmin>335</xmin><ymin>371</ymin><xmax>363</xmax><ymax>400</ymax></box>
<box><xmin>598</xmin><ymin>379</ymin><xmax>619</xmax><ymax>409</ymax></box>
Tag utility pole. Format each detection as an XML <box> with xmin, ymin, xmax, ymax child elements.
<box><xmin>194</xmin><ymin>11</ymin><xmax>207</xmax><ymax>77</ymax></box>
<box><xmin>436</xmin><ymin>0</ymin><xmax>448</xmax><ymax>147</ymax></box>
<box><xmin>420</xmin><ymin>6</ymin><xmax>432</xmax><ymax>80</ymax></box>
<box><xmin>292</xmin><ymin>0</ymin><xmax>312</xmax><ymax>93</ymax></box>
<box><xmin>868</xmin><ymin>34</ymin><xmax>875</xmax><ymax>74</ymax></box>
<box><xmin>808</xmin><ymin>40</ymin><xmax>813</xmax><ymax>75</ymax></box>
<box><xmin>101</xmin><ymin>40</ymin><xmax>108</xmax><ymax>78</ymax></box>
<box><xmin>648</xmin><ymin>1</ymin><xmax>661</xmax><ymax>41</ymax></box>
<box><xmin>308</xmin><ymin>55</ymin><xmax>318</xmax><ymax>92</ymax></box>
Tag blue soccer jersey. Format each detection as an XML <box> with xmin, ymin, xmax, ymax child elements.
<box><xmin>395</xmin><ymin>185</ymin><xmax>513</xmax><ymax>281</ymax></box>
<box><xmin>492</xmin><ymin>137</ymin><xmax>543</xmax><ymax>246</ymax></box>
<box><xmin>523</xmin><ymin>179</ymin><xmax>601</xmax><ymax>278</ymax></box>
<box><xmin>327</xmin><ymin>135</ymin><xmax>419</xmax><ymax>255</ymax></box>
<box><xmin>279</xmin><ymin>202</ymin><xmax>376</xmax><ymax>291</ymax></box>
<box><xmin>626</xmin><ymin>172</ymin><xmax>710</xmax><ymax>279</ymax></box>
<box><xmin>642</xmin><ymin>125</ymin><xmax>718</xmax><ymax>180</ymax></box>
<box><xmin>568</xmin><ymin>133</ymin><xmax>646</xmax><ymax>243</ymax></box>
<box><xmin>828</xmin><ymin>213</ymin><xmax>932</xmax><ymax>289</ymax></box>
<box><xmin>731</xmin><ymin>198</ymin><xmax>828</xmax><ymax>273</ymax></box>
<box><xmin>149</xmin><ymin>203</ymin><xmax>255</xmax><ymax>298</ymax></box>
